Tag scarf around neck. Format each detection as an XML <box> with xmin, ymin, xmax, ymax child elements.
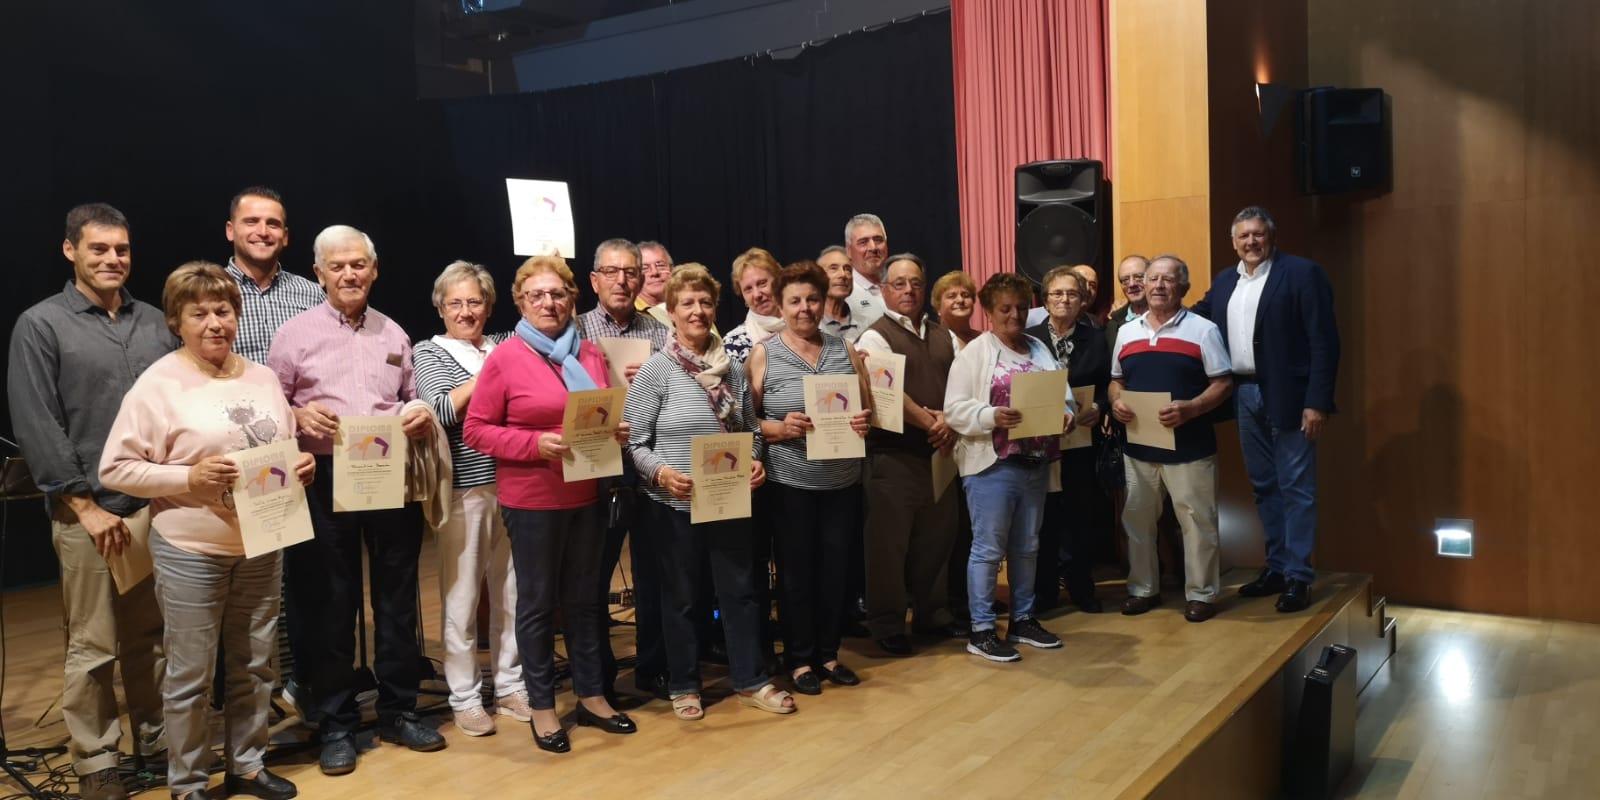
<box><xmin>516</xmin><ymin>318</ymin><xmax>598</xmax><ymax>392</ymax></box>
<box><xmin>665</xmin><ymin>332</ymin><xmax>738</xmax><ymax>428</ymax></box>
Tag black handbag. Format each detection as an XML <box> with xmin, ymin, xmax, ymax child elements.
<box><xmin>1095</xmin><ymin>428</ymin><xmax>1125</xmax><ymax>495</ymax></box>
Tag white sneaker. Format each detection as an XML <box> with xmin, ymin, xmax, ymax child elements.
<box><xmin>453</xmin><ymin>705</ymin><xmax>497</xmax><ymax>737</ymax></box>
<box><xmin>495</xmin><ymin>690</ymin><xmax>533</xmax><ymax>722</ymax></box>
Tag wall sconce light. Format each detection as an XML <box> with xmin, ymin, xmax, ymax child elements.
<box><xmin>1434</xmin><ymin>518</ymin><xmax>1474</xmax><ymax>559</ymax></box>
<box><xmin>1256</xmin><ymin>82</ymin><xmax>1301</xmax><ymax>140</ymax></box>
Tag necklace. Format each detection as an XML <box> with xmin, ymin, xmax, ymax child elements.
<box><xmin>181</xmin><ymin>347</ymin><xmax>242</xmax><ymax>379</ymax></box>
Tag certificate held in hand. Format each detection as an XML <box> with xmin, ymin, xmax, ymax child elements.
<box><xmin>1007</xmin><ymin>369</ymin><xmax>1071</xmax><ymax>440</ymax></box>
<box><xmin>864</xmin><ymin>352</ymin><xmax>906</xmax><ymax>434</ymax></box>
<box><xmin>801</xmin><ymin>375</ymin><xmax>865</xmax><ymax>460</ymax></box>
<box><xmin>232</xmin><ymin>439</ymin><xmax>315</xmax><ymax>557</ymax></box>
<box><xmin>690</xmin><ymin>433</ymin><xmax>753</xmax><ymax>524</ymax></box>
<box><xmin>1121</xmin><ymin>390</ymin><xmax>1177</xmax><ymax>450</ymax></box>
<box><xmin>560</xmin><ymin>387</ymin><xmax>626</xmax><ymax>481</ymax></box>
<box><xmin>333</xmin><ymin>416</ymin><xmax>407</xmax><ymax>511</ymax></box>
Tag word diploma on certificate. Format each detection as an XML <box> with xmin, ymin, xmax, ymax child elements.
<box><xmin>690</xmin><ymin>433</ymin><xmax>753</xmax><ymax>524</ymax></box>
<box><xmin>560</xmin><ymin>387</ymin><xmax>626</xmax><ymax>481</ymax></box>
<box><xmin>864</xmin><ymin>352</ymin><xmax>905</xmax><ymax>433</ymax></box>
<box><xmin>801</xmin><ymin>375</ymin><xmax>866</xmax><ymax>460</ymax></box>
<box><xmin>233</xmin><ymin>439</ymin><xmax>314</xmax><ymax>557</ymax></box>
<box><xmin>333</xmin><ymin>416</ymin><xmax>408</xmax><ymax>511</ymax></box>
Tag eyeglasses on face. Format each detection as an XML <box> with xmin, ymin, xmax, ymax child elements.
<box><xmin>595</xmin><ymin>266</ymin><xmax>642</xmax><ymax>280</ymax></box>
<box><xmin>886</xmin><ymin>279</ymin><xmax>925</xmax><ymax>291</ymax></box>
<box><xmin>443</xmin><ymin>299</ymin><xmax>485</xmax><ymax>312</ymax></box>
<box><xmin>522</xmin><ymin>289</ymin><xmax>572</xmax><ymax>304</ymax></box>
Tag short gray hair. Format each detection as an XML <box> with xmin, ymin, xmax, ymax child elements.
<box><xmin>1149</xmin><ymin>253</ymin><xmax>1191</xmax><ymax>290</ymax></box>
<box><xmin>639</xmin><ymin>240</ymin><xmax>673</xmax><ymax>266</ymax></box>
<box><xmin>818</xmin><ymin>244</ymin><xmax>848</xmax><ymax>260</ymax></box>
<box><xmin>1232</xmin><ymin>206</ymin><xmax>1277</xmax><ymax>237</ymax></box>
<box><xmin>313</xmin><ymin>224</ymin><xmax>376</xmax><ymax>264</ymax></box>
<box><xmin>883</xmin><ymin>252</ymin><xmax>925</xmax><ymax>277</ymax></box>
<box><xmin>431</xmin><ymin>260</ymin><xmax>496</xmax><ymax>310</ymax></box>
<box><xmin>844</xmin><ymin>213</ymin><xmax>886</xmax><ymax>244</ymax></box>
<box><xmin>593</xmin><ymin>238</ymin><xmax>641</xmax><ymax>270</ymax></box>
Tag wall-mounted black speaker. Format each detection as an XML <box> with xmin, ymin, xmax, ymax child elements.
<box><xmin>1015</xmin><ymin>159</ymin><xmax>1105</xmax><ymax>286</ymax></box>
<box><xmin>1298</xmin><ymin>88</ymin><xmax>1389</xmax><ymax>194</ymax></box>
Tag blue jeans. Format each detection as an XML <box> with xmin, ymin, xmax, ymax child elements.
<box><xmin>1235</xmin><ymin>382</ymin><xmax>1319</xmax><ymax>584</ymax></box>
<box><xmin>963</xmin><ymin>459</ymin><xmax>1050</xmax><ymax>631</ymax></box>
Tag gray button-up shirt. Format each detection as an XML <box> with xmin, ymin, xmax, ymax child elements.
<box><xmin>6</xmin><ymin>282</ymin><xmax>177</xmax><ymax>515</ymax></box>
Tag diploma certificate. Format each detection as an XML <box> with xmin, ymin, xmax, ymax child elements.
<box><xmin>232</xmin><ymin>439</ymin><xmax>315</xmax><ymax>557</ymax></box>
<box><xmin>864</xmin><ymin>352</ymin><xmax>906</xmax><ymax>434</ymax></box>
<box><xmin>802</xmin><ymin>375</ymin><xmax>866</xmax><ymax>460</ymax></box>
<box><xmin>560</xmin><ymin>387</ymin><xmax>626</xmax><ymax>481</ymax></box>
<box><xmin>1008</xmin><ymin>369</ymin><xmax>1070</xmax><ymax>440</ymax></box>
<box><xmin>690</xmin><ymin>433</ymin><xmax>753</xmax><ymax>524</ymax></box>
<box><xmin>333</xmin><ymin>416</ymin><xmax>407</xmax><ymax>511</ymax></box>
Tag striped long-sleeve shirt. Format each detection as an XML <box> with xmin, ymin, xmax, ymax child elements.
<box><xmin>624</xmin><ymin>351</ymin><xmax>765</xmax><ymax>513</ymax></box>
<box><xmin>756</xmin><ymin>333</ymin><xmax>862</xmax><ymax>490</ymax></box>
<box><xmin>412</xmin><ymin>333</ymin><xmax>510</xmax><ymax>489</ymax></box>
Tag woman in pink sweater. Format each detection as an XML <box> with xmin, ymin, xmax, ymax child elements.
<box><xmin>463</xmin><ymin>256</ymin><xmax>634</xmax><ymax>754</ymax></box>
<box><xmin>100</xmin><ymin>262</ymin><xmax>313</xmax><ymax>800</ymax></box>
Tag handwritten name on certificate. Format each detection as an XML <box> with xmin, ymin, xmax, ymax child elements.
<box><xmin>801</xmin><ymin>375</ymin><xmax>866</xmax><ymax>460</ymax></box>
<box><xmin>690</xmin><ymin>433</ymin><xmax>753</xmax><ymax>524</ymax></box>
<box><xmin>1121</xmin><ymin>390</ymin><xmax>1177</xmax><ymax>450</ymax></box>
<box><xmin>333</xmin><ymin>416</ymin><xmax>408</xmax><ymax>511</ymax></box>
<box><xmin>1008</xmin><ymin>369</ymin><xmax>1070</xmax><ymax>440</ymax></box>
<box><xmin>864</xmin><ymin>352</ymin><xmax>906</xmax><ymax>434</ymax></box>
<box><xmin>232</xmin><ymin>439</ymin><xmax>314</xmax><ymax>557</ymax></box>
<box><xmin>597</xmin><ymin>337</ymin><xmax>651</xmax><ymax>390</ymax></box>
<box><xmin>1061</xmin><ymin>386</ymin><xmax>1097</xmax><ymax>450</ymax></box>
<box><xmin>561</xmin><ymin>387</ymin><xmax>626</xmax><ymax>481</ymax></box>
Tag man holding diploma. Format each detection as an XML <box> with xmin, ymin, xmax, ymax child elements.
<box><xmin>1109</xmin><ymin>255</ymin><xmax>1233</xmax><ymax>623</ymax></box>
<box><xmin>268</xmin><ymin>225</ymin><xmax>444</xmax><ymax>775</ymax></box>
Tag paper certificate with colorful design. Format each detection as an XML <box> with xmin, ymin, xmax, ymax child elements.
<box><xmin>1008</xmin><ymin>369</ymin><xmax>1071</xmax><ymax>440</ymax></box>
<box><xmin>690</xmin><ymin>433</ymin><xmax>753</xmax><ymax>524</ymax></box>
<box><xmin>802</xmin><ymin>375</ymin><xmax>866</xmax><ymax>460</ymax></box>
<box><xmin>232</xmin><ymin>439</ymin><xmax>314</xmax><ymax>557</ymax></box>
<box><xmin>1122</xmin><ymin>390</ymin><xmax>1177</xmax><ymax>451</ymax></box>
<box><xmin>864</xmin><ymin>352</ymin><xmax>906</xmax><ymax>434</ymax></box>
<box><xmin>505</xmin><ymin>178</ymin><xmax>576</xmax><ymax>258</ymax></box>
<box><xmin>596</xmin><ymin>337</ymin><xmax>652</xmax><ymax>389</ymax></box>
<box><xmin>1061</xmin><ymin>386</ymin><xmax>1097</xmax><ymax>450</ymax></box>
<box><xmin>333</xmin><ymin>416</ymin><xmax>407</xmax><ymax>511</ymax></box>
<box><xmin>560</xmin><ymin>387</ymin><xmax>626</xmax><ymax>481</ymax></box>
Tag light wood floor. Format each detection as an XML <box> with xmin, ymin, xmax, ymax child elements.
<box><xmin>4</xmin><ymin>544</ymin><xmax>1596</xmax><ymax>799</ymax></box>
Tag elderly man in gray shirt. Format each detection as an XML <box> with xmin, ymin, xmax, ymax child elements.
<box><xmin>6</xmin><ymin>204</ymin><xmax>173</xmax><ymax>800</ymax></box>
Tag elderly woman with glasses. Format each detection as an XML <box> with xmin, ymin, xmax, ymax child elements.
<box><xmin>1025</xmin><ymin>266</ymin><xmax>1112</xmax><ymax>614</ymax></box>
<box><xmin>945</xmin><ymin>272</ymin><xmax>1076</xmax><ymax>663</ymax></box>
<box><xmin>101</xmin><ymin>261</ymin><xmax>314</xmax><ymax>800</ymax></box>
<box><xmin>464</xmin><ymin>256</ymin><xmax>635</xmax><ymax>754</ymax></box>
<box><xmin>411</xmin><ymin>261</ymin><xmax>530</xmax><ymax>737</ymax></box>
<box><xmin>624</xmin><ymin>265</ymin><xmax>794</xmax><ymax>720</ymax></box>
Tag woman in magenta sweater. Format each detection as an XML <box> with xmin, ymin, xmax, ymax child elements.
<box><xmin>463</xmin><ymin>256</ymin><xmax>634</xmax><ymax>753</ymax></box>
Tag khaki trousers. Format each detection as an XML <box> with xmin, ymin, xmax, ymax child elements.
<box><xmin>51</xmin><ymin>506</ymin><xmax>166</xmax><ymax>775</ymax></box>
<box><xmin>1121</xmin><ymin>455</ymin><xmax>1221</xmax><ymax>603</ymax></box>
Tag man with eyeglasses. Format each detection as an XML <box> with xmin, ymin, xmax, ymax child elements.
<box><xmin>855</xmin><ymin>253</ymin><xmax>964</xmax><ymax>656</ymax></box>
<box><xmin>574</xmin><ymin>238</ymin><xmax>672</xmax><ymax>704</ymax></box>
<box><xmin>636</xmin><ymin>240</ymin><xmax>674</xmax><ymax>326</ymax></box>
<box><xmin>1105</xmin><ymin>255</ymin><xmax>1151</xmax><ymax>356</ymax></box>
<box><xmin>843</xmin><ymin>213</ymin><xmax>890</xmax><ymax>328</ymax></box>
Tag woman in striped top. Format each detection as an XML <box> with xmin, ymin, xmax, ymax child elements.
<box><xmin>623</xmin><ymin>265</ymin><xmax>793</xmax><ymax>720</ymax></box>
<box><xmin>411</xmin><ymin>261</ymin><xmax>527</xmax><ymax>737</ymax></box>
<box><xmin>745</xmin><ymin>261</ymin><xmax>872</xmax><ymax>696</ymax></box>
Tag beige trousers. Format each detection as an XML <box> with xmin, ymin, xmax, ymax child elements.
<box><xmin>1121</xmin><ymin>455</ymin><xmax>1221</xmax><ymax>603</ymax></box>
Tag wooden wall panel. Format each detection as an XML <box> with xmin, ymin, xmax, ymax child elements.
<box><xmin>1114</xmin><ymin>196</ymin><xmax>1213</xmax><ymax>298</ymax></box>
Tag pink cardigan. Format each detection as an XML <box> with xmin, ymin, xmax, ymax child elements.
<box><xmin>463</xmin><ymin>337</ymin><xmax>612</xmax><ymax>511</ymax></box>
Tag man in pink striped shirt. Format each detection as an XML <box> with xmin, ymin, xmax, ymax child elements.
<box><xmin>267</xmin><ymin>225</ymin><xmax>445</xmax><ymax>776</ymax></box>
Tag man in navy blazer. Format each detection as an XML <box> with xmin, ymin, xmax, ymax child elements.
<box><xmin>1191</xmin><ymin>206</ymin><xmax>1339</xmax><ymax>612</ymax></box>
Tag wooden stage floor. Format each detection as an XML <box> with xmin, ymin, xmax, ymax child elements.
<box><xmin>0</xmin><ymin>551</ymin><xmax>1368</xmax><ymax>799</ymax></box>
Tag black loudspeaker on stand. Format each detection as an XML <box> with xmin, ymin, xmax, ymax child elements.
<box><xmin>1014</xmin><ymin>159</ymin><xmax>1108</xmax><ymax>289</ymax></box>
<box><xmin>0</xmin><ymin>446</ymin><xmax>71</xmax><ymax>799</ymax></box>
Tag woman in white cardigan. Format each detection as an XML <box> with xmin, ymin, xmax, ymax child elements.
<box><xmin>944</xmin><ymin>272</ymin><xmax>1075</xmax><ymax>663</ymax></box>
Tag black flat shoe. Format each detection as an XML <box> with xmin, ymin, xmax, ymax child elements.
<box><xmin>378</xmin><ymin>712</ymin><xmax>447</xmax><ymax>752</ymax></box>
<box><xmin>876</xmin><ymin>634</ymin><xmax>912</xmax><ymax>656</ymax></box>
<box><xmin>318</xmin><ymin>733</ymin><xmax>358</xmax><ymax>776</ymax></box>
<box><xmin>817</xmin><ymin>663</ymin><xmax>861</xmax><ymax>686</ymax></box>
<box><xmin>1239</xmin><ymin>568</ymin><xmax>1287</xmax><ymax>598</ymax></box>
<box><xmin>224</xmin><ymin>768</ymin><xmax>297</xmax><ymax>800</ymax></box>
<box><xmin>575</xmin><ymin>705</ymin><xmax>637</xmax><ymax>735</ymax></box>
<box><xmin>1275</xmin><ymin>581</ymin><xmax>1311</xmax><ymax>612</ymax></box>
<box><xmin>790</xmin><ymin>670</ymin><xmax>823</xmax><ymax>695</ymax></box>
<box><xmin>1071</xmin><ymin>595</ymin><xmax>1104</xmax><ymax>614</ymax></box>
<box><xmin>531</xmin><ymin>724</ymin><xmax>571</xmax><ymax>753</ymax></box>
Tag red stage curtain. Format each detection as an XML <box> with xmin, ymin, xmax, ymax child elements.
<box><xmin>950</xmin><ymin>0</ymin><xmax>1111</xmax><ymax>327</ymax></box>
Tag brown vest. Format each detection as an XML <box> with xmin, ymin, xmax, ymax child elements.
<box><xmin>866</xmin><ymin>314</ymin><xmax>956</xmax><ymax>455</ymax></box>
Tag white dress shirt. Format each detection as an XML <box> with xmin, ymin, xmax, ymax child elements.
<box><xmin>1226</xmin><ymin>256</ymin><xmax>1273</xmax><ymax>375</ymax></box>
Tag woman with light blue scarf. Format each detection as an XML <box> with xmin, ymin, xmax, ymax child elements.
<box><xmin>464</xmin><ymin>256</ymin><xmax>638</xmax><ymax>754</ymax></box>
<box><xmin>944</xmin><ymin>272</ymin><xmax>1077</xmax><ymax>664</ymax></box>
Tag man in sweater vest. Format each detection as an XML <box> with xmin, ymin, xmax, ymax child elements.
<box><xmin>855</xmin><ymin>254</ymin><xmax>964</xmax><ymax>655</ymax></box>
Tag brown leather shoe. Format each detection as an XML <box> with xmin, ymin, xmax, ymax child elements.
<box><xmin>1184</xmin><ymin>601</ymin><xmax>1217</xmax><ymax>623</ymax></box>
<box><xmin>1120</xmin><ymin>594</ymin><xmax>1162</xmax><ymax>616</ymax></box>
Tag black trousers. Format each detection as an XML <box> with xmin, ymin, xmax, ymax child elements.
<box><xmin>1037</xmin><ymin>449</ymin><xmax>1114</xmax><ymax>608</ymax></box>
<box><xmin>597</xmin><ymin>490</ymin><xmax>668</xmax><ymax>694</ymax></box>
<box><xmin>290</xmin><ymin>455</ymin><xmax>423</xmax><ymax>734</ymax></box>
<box><xmin>502</xmin><ymin>504</ymin><xmax>605</xmax><ymax>709</ymax></box>
<box><xmin>771</xmin><ymin>482</ymin><xmax>860</xmax><ymax>668</ymax></box>
<box><xmin>655</xmin><ymin>507</ymin><xmax>767</xmax><ymax>695</ymax></box>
